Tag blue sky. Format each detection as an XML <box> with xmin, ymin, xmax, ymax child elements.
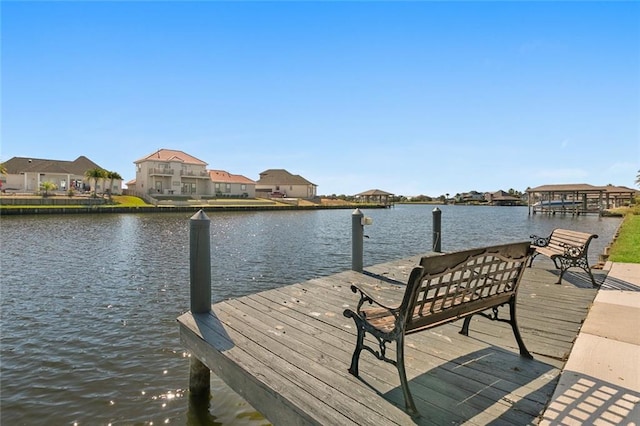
<box><xmin>2</xmin><ymin>1</ymin><xmax>638</xmax><ymax>197</ymax></box>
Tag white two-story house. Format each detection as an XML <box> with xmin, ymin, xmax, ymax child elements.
<box><xmin>131</xmin><ymin>149</ymin><xmax>209</xmax><ymax>196</ymax></box>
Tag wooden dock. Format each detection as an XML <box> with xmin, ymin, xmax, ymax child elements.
<box><xmin>178</xmin><ymin>255</ymin><xmax>603</xmax><ymax>425</ymax></box>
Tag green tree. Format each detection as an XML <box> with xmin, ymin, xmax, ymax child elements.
<box><xmin>636</xmin><ymin>170</ymin><xmax>640</xmax><ymax>188</ymax></box>
<box><xmin>84</xmin><ymin>168</ymin><xmax>106</xmax><ymax>197</ymax></box>
<box><xmin>105</xmin><ymin>171</ymin><xmax>122</xmax><ymax>201</ymax></box>
<box><xmin>40</xmin><ymin>181</ymin><xmax>57</xmax><ymax>197</ymax></box>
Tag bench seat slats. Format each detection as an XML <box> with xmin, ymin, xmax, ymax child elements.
<box><xmin>363</xmin><ymin>292</ymin><xmax>514</xmax><ymax>334</ymax></box>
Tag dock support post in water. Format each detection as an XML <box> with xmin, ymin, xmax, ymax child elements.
<box><xmin>352</xmin><ymin>208</ymin><xmax>364</xmax><ymax>272</ymax></box>
<box><xmin>432</xmin><ymin>207</ymin><xmax>442</xmax><ymax>253</ymax></box>
<box><xmin>189</xmin><ymin>210</ymin><xmax>211</xmax><ymax>397</ymax></box>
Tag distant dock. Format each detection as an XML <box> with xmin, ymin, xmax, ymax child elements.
<box><xmin>178</xmin><ymin>255</ymin><xmax>601</xmax><ymax>424</ymax></box>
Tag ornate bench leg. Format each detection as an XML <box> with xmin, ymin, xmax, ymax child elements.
<box><xmin>343</xmin><ymin>310</ymin><xmax>365</xmax><ymax>377</ymax></box>
<box><xmin>396</xmin><ymin>334</ymin><xmax>419</xmax><ymax>416</ymax></box>
<box><xmin>509</xmin><ymin>299</ymin><xmax>532</xmax><ymax>359</ymax></box>
<box><xmin>460</xmin><ymin>315</ymin><xmax>472</xmax><ymax>336</ymax></box>
<box><xmin>586</xmin><ymin>268</ymin><xmax>598</xmax><ymax>288</ymax></box>
<box><xmin>553</xmin><ymin>256</ymin><xmax>567</xmax><ymax>284</ymax></box>
<box><xmin>579</xmin><ymin>257</ymin><xmax>598</xmax><ymax>287</ymax></box>
<box><xmin>348</xmin><ymin>324</ymin><xmax>365</xmax><ymax>377</ymax></box>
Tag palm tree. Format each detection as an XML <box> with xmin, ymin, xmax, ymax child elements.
<box><xmin>105</xmin><ymin>171</ymin><xmax>122</xmax><ymax>201</ymax></box>
<box><xmin>40</xmin><ymin>181</ymin><xmax>57</xmax><ymax>197</ymax></box>
<box><xmin>636</xmin><ymin>170</ymin><xmax>640</xmax><ymax>188</ymax></box>
<box><xmin>84</xmin><ymin>168</ymin><xmax>106</xmax><ymax>197</ymax></box>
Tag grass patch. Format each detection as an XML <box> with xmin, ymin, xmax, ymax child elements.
<box><xmin>609</xmin><ymin>213</ymin><xmax>640</xmax><ymax>263</ymax></box>
<box><xmin>111</xmin><ymin>195</ymin><xmax>152</xmax><ymax>206</ymax></box>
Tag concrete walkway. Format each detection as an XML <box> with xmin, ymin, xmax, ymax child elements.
<box><xmin>540</xmin><ymin>262</ymin><xmax>640</xmax><ymax>425</ymax></box>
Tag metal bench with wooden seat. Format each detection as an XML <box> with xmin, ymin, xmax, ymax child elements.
<box><xmin>343</xmin><ymin>241</ymin><xmax>534</xmax><ymax>416</ymax></box>
<box><xmin>529</xmin><ymin>228</ymin><xmax>599</xmax><ymax>287</ymax></box>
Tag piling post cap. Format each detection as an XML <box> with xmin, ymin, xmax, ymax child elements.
<box><xmin>433</xmin><ymin>207</ymin><xmax>441</xmax><ymax>212</ymax></box>
<box><xmin>352</xmin><ymin>208</ymin><xmax>363</xmax><ymax>216</ymax></box>
<box><xmin>190</xmin><ymin>209</ymin><xmax>210</xmax><ymax>221</ymax></box>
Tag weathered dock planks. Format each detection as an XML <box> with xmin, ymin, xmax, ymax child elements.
<box><xmin>178</xmin><ymin>256</ymin><xmax>603</xmax><ymax>425</ymax></box>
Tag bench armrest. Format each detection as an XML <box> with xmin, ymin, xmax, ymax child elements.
<box><xmin>530</xmin><ymin>234</ymin><xmax>550</xmax><ymax>247</ymax></box>
<box><xmin>349</xmin><ymin>285</ymin><xmax>399</xmax><ymax>317</ymax></box>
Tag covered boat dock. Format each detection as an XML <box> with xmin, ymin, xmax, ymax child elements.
<box><xmin>526</xmin><ymin>183</ymin><xmax>638</xmax><ymax>215</ymax></box>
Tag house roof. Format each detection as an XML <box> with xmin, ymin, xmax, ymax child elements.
<box><xmin>488</xmin><ymin>190</ymin><xmax>520</xmax><ymax>201</ymax></box>
<box><xmin>355</xmin><ymin>189</ymin><xmax>394</xmax><ymax>196</ymax></box>
<box><xmin>527</xmin><ymin>184</ymin><xmax>603</xmax><ymax>193</ymax></box>
<box><xmin>257</xmin><ymin>169</ymin><xmax>316</xmax><ymax>186</ymax></box>
<box><xmin>527</xmin><ymin>183</ymin><xmax>638</xmax><ymax>194</ymax></box>
<box><xmin>597</xmin><ymin>185</ymin><xmax>639</xmax><ymax>194</ymax></box>
<box><xmin>3</xmin><ymin>156</ymin><xmax>104</xmax><ymax>176</ymax></box>
<box><xmin>134</xmin><ymin>149</ymin><xmax>207</xmax><ymax>166</ymax></box>
<box><xmin>491</xmin><ymin>195</ymin><xmax>521</xmax><ymax>201</ymax></box>
<box><xmin>209</xmin><ymin>170</ymin><xmax>255</xmax><ymax>185</ymax></box>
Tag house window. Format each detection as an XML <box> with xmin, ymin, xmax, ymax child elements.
<box><xmin>215</xmin><ymin>183</ymin><xmax>220</xmax><ymax>190</ymax></box>
<box><xmin>225</xmin><ymin>183</ymin><xmax>231</xmax><ymax>193</ymax></box>
<box><xmin>241</xmin><ymin>184</ymin><xmax>246</xmax><ymax>191</ymax></box>
<box><xmin>190</xmin><ymin>183</ymin><xmax>196</xmax><ymax>193</ymax></box>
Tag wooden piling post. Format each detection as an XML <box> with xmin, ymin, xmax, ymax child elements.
<box><xmin>352</xmin><ymin>209</ymin><xmax>364</xmax><ymax>272</ymax></box>
<box><xmin>432</xmin><ymin>207</ymin><xmax>442</xmax><ymax>253</ymax></box>
<box><xmin>190</xmin><ymin>210</ymin><xmax>211</xmax><ymax>314</ymax></box>
<box><xmin>189</xmin><ymin>210</ymin><xmax>211</xmax><ymax>396</ymax></box>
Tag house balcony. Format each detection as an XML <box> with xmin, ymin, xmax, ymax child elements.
<box><xmin>180</xmin><ymin>170</ymin><xmax>210</xmax><ymax>179</ymax></box>
<box><xmin>148</xmin><ymin>168</ymin><xmax>175</xmax><ymax>176</ymax></box>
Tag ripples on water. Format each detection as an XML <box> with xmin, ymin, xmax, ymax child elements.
<box><xmin>0</xmin><ymin>205</ymin><xmax>621</xmax><ymax>425</ymax></box>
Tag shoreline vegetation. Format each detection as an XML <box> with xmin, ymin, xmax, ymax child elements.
<box><xmin>607</xmin><ymin>205</ymin><xmax>640</xmax><ymax>263</ymax></box>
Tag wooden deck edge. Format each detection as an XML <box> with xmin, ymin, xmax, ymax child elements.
<box><xmin>178</xmin><ymin>313</ymin><xmax>319</xmax><ymax>426</ymax></box>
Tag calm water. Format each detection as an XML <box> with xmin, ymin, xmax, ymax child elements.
<box><xmin>0</xmin><ymin>205</ymin><xmax>621</xmax><ymax>425</ymax></box>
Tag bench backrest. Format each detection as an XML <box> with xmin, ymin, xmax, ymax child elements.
<box><xmin>546</xmin><ymin>229</ymin><xmax>598</xmax><ymax>253</ymax></box>
<box><xmin>400</xmin><ymin>241</ymin><xmax>534</xmax><ymax>333</ymax></box>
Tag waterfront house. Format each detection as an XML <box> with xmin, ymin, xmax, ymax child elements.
<box><xmin>1</xmin><ymin>156</ymin><xmax>122</xmax><ymax>194</ymax></box>
<box><xmin>209</xmin><ymin>170</ymin><xmax>256</xmax><ymax>198</ymax></box>
<box><xmin>485</xmin><ymin>190</ymin><xmax>522</xmax><ymax>206</ymax></box>
<box><xmin>455</xmin><ymin>191</ymin><xmax>486</xmax><ymax>203</ymax></box>
<box><xmin>255</xmin><ymin>169</ymin><xmax>317</xmax><ymax>199</ymax></box>
<box><xmin>131</xmin><ymin>149</ymin><xmax>209</xmax><ymax>196</ymax></box>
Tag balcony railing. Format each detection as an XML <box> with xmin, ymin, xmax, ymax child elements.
<box><xmin>148</xmin><ymin>168</ymin><xmax>174</xmax><ymax>176</ymax></box>
<box><xmin>180</xmin><ymin>170</ymin><xmax>210</xmax><ymax>178</ymax></box>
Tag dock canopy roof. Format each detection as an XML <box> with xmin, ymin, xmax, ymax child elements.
<box><xmin>527</xmin><ymin>184</ymin><xmax>603</xmax><ymax>193</ymax></box>
<box><xmin>355</xmin><ymin>189</ymin><xmax>394</xmax><ymax>197</ymax></box>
